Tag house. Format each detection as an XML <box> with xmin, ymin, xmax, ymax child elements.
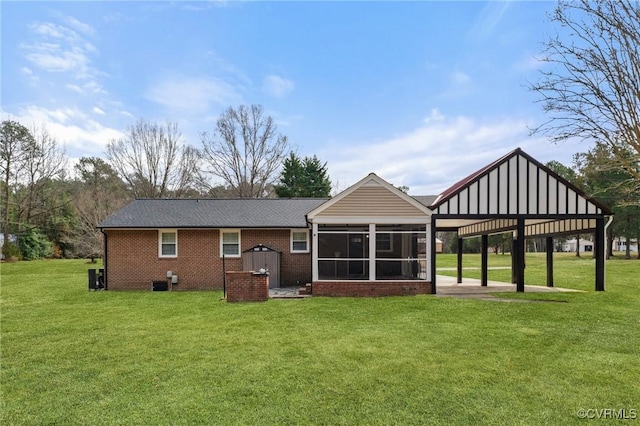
<box><xmin>612</xmin><ymin>237</ymin><xmax>638</xmax><ymax>253</ymax></box>
<box><xmin>0</xmin><ymin>234</ymin><xmax>17</xmax><ymax>260</ymax></box>
<box><xmin>99</xmin><ymin>148</ymin><xmax>613</xmax><ymax>295</ymax></box>
<box><xmin>98</xmin><ymin>198</ymin><xmax>326</xmax><ymax>290</ymax></box>
<box><xmin>563</xmin><ymin>238</ymin><xmax>595</xmax><ymax>253</ymax></box>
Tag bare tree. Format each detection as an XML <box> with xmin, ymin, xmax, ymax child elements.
<box><xmin>0</xmin><ymin>120</ymin><xmax>33</xmax><ymax>245</ymax></box>
<box><xmin>530</xmin><ymin>0</ymin><xmax>640</xmax><ymax>193</ymax></box>
<box><xmin>14</xmin><ymin>125</ymin><xmax>68</xmax><ymax>225</ymax></box>
<box><xmin>2</xmin><ymin>122</ymin><xmax>68</xmax><ymax>246</ymax></box>
<box><xmin>200</xmin><ymin>105</ymin><xmax>291</xmax><ymax>198</ymax></box>
<box><xmin>72</xmin><ymin>157</ymin><xmax>128</xmax><ymax>260</ymax></box>
<box><xmin>107</xmin><ymin>119</ymin><xmax>200</xmax><ymax>198</ymax></box>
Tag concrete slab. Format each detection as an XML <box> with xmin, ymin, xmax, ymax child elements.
<box><xmin>269</xmin><ymin>287</ymin><xmax>310</xmax><ymax>299</ymax></box>
<box><xmin>435</xmin><ymin>274</ymin><xmax>581</xmax><ymax>302</ymax></box>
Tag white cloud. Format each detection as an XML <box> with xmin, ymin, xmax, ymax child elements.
<box><xmin>147</xmin><ymin>75</ymin><xmax>243</xmax><ymax>114</ymax></box>
<box><xmin>64</xmin><ymin>16</ymin><xmax>96</xmax><ymax>36</ymax></box>
<box><xmin>263</xmin><ymin>75</ymin><xmax>295</xmax><ymax>98</ymax></box>
<box><xmin>66</xmin><ymin>84</ymin><xmax>84</xmax><ymax>93</ymax></box>
<box><xmin>93</xmin><ymin>107</ymin><xmax>105</xmax><ymax>115</ymax></box>
<box><xmin>423</xmin><ymin>108</ymin><xmax>444</xmax><ymax>124</ymax></box>
<box><xmin>21</xmin><ymin>17</ymin><xmax>100</xmax><ymax>85</ymax></box>
<box><xmin>318</xmin><ymin>111</ymin><xmax>559</xmax><ymax>196</ymax></box>
<box><xmin>451</xmin><ymin>71</ymin><xmax>471</xmax><ymax>86</ymax></box>
<box><xmin>23</xmin><ymin>45</ymin><xmax>90</xmax><ymax>73</ymax></box>
<box><xmin>7</xmin><ymin>105</ymin><xmax>123</xmax><ymax>156</ymax></box>
<box><xmin>469</xmin><ymin>1</ymin><xmax>511</xmax><ymax>39</ymax></box>
<box><xmin>513</xmin><ymin>53</ymin><xmax>543</xmax><ymax>72</ymax></box>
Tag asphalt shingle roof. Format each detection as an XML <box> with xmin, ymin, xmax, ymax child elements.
<box><xmin>413</xmin><ymin>195</ymin><xmax>439</xmax><ymax>208</ymax></box>
<box><xmin>98</xmin><ymin>198</ymin><xmax>329</xmax><ymax>229</ymax></box>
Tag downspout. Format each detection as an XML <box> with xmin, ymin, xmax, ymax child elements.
<box><xmin>100</xmin><ymin>228</ymin><xmax>108</xmax><ymax>290</ymax></box>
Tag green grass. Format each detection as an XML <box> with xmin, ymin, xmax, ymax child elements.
<box><xmin>1</xmin><ymin>257</ymin><xmax>639</xmax><ymax>425</ymax></box>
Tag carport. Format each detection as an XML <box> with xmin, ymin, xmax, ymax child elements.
<box><xmin>428</xmin><ymin>148</ymin><xmax>614</xmax><ymax>293</ymax></box>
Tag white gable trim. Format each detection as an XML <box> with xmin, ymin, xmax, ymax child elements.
<box><xmin>307</xmin><ymin>173</ymin><xmax>432</xmax><ymax>221</ymax></box>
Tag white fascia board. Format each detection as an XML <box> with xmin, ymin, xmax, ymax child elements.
<box><xmin>313</xmin><ymin>216</ymin><xmax>431</xmax><ymax>225</ymax></box>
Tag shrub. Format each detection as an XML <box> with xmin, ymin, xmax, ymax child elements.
<box><xmin>18</xmin><ymin>228</ymin><xmax>54</xmax><ymax>260</ymax></box>
<box><xmin>2</xmin><ymin>241</ymin><xmax>23</xmax><ymax>261</ymax></box>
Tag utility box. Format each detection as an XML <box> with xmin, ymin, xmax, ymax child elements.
<box><xmin>88</xmin><ymin>269</ymin><xmax>105</xmax><ymax>291</ymax></box>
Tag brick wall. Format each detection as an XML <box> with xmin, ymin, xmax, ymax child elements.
<box><xmin>226</xmin><ymin>271</ymin><xmax>269</xmax><ymax>302</ymax></box>
<box><xmin>242</xmin><ymin>230</ymin><xmax>312</xmax><ymax>286</ymax></box>
<box><xmin>312</xmin><ymin>281</ymin><xmax>432</xmax><ymax>297</ymax></box>
<box><xmin>104</xmin><ymin>229</ymin><xmax>311</xmax><ymax>291</ymax></box>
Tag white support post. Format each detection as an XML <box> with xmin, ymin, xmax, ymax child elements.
<box><xmin>426</xmin><ymin>220</ymin><xmax>432</xmax><ymax>282</ymax></box>
<box><xmin>369</xmin><ymin>223</ymin><xmax>376</xmax><ymax>281</ymax></box>
<box><xmin>312</xmin><ymin>223</ymin><xmax>319</xmax><ymax>282</ymax></box>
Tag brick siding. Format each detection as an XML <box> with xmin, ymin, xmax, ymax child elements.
<box><xmin>104</xmin><ymin>229</ymin><xmax>311</xmax><ymax>291</ymax></box>
<box><xmin>225</xmin><ymin>271</ymin><xmax>269</xmax><ymax>302</ymax></box>
<box><xmin>311</xmin><ymin>281</ymin><xmax>432</xmax><ymax>297</ymax></box>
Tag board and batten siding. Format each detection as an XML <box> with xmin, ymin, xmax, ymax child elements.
<box><xmin>319</xmin><ymin>185</ymin><xmax>426</xmax><ymax>217</ymax></box>
<box><xmin>433</xmin><ymin>153</ymin><xmax>603</xmax><ymax>216</ymax></box>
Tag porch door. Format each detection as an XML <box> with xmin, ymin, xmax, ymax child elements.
<box><xmin>348</xmin><ymin>234</ymin><xmax>365</xmax><ymax>275</ymax></box>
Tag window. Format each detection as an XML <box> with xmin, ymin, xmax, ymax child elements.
<box><xmin>376</xmin><ymin>233</ymin><xmax>393</xmax><ymax>252</ymax></box>
<box><xmin>159</xmin><ymin>230</ymin><xmax>177</xmax><ymax>258</ymax></box>
<box><xmin>220</xmin><ymin>230</ymin><xmax>240</xmax><ymax>257</ymax></box>
<box><xmin>291</xmin><ymin>230</ymin><xmax>309</xmax><ymax>253</ymax></box>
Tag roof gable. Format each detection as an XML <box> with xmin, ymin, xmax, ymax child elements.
<box><xmin>307</xmin><ymin>173</ymin><xmax>431</xmax><ymax>220</ymax></box>
<box><xmin>430</xmin><ymin>148</ymin><xmax>613</xmax><ymax>216</ymax></box>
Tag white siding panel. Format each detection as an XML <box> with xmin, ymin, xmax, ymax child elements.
<box><xmin>577</xmin><ymin>195</ymin><xmax>587</xmax><ymax>214</ymax></box>
<box><xmin>440</xmin><ymin>202</ymin><xmax>448</xmax><ymax>214</ymax></box>
<box><xmin>529</xmin><ymin>165</ymin><xmax>538</xmax><ymax>214</ymax></box>
<box><xmin>459</xmin><ymin>188</ymin><xmax>469</xmax><ymax>214</ymax></box>
<box><xmin>509</xmin><ymin>157</ymin><xmax>518</xmax><ymax>214</ymax></box>
<box><xmin>469</xmin><ymin>182</ymin><xmax>478</xmax><ymax>214</ymax></box>
<box><xmin>518</xmin><ymin>156</ymin><xmax>528</xmax><ymax>213</ymax></box>
<box><xmin>489</xmin><ymin>169</ymin><xmax>499</xmax><ymax>214</ymax></box>
<box><xmin>567</xmin><ymin>189</ymin><xmax>577</xmax><ymax>214</ymax></box>
<box><xmin>449</xmin><ymin>195</ymin><xmax>458</xmax><ymax>214</ymax></box>
<box><xmin>548</xmin><ymin>176</ymin><xmax>558</xmax><ymax>215</ymax></box>
<box><xmin>498</xmin><ymin>163</ymin><xmax>509</xmax><ymax>214</ymax></box>
<box><xmin>478</xmin><ymin>176</ymin><xmax>489</xmax><ymax>214</ymax></box>
<box><xmin>557</xmin><ymin>182</ymin><xmax>567</xmax><ymax>214</ymax></box>
<box><xmin>539</xmin><ymin>172</ymin><xmax>548</xmax><ymax>214</ymax></box>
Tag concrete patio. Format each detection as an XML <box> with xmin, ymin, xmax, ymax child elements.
<box><xmin>435</xmin><ymin>274</ymin><xmax>582</xmax><ymax>301</ymax></box>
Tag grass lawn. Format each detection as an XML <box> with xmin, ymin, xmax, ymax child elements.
<box><xmin>1</xmin><ymin>256</ymin><xmax>639</xmax><ymax>425</ymax></box>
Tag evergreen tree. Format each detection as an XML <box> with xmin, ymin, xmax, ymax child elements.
<box><xmin>275</xmin><ymin>153</ymin><xmax>331</xmax><ymax>198</ymax></box>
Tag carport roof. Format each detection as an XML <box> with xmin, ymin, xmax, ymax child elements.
<box><xmin>428</xmin><ymin>147</ymin><xmax>613</xmax><ymax>237</ymax></box>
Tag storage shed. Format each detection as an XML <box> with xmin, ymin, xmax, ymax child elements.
<box><xmin>242</xmin><ymin>244</ymin><xmax>281</xmax><ymax>288</ymax></box>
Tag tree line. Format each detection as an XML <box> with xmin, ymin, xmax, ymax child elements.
<box><xmin>2</xmin><ymin>1</ymin><xmax>640</xmax><ymax>261</ymax></box>
<box><xmin>0</xmin><ymin>105</ymin><xmax>331</xmax><ymax>260</ymax></box>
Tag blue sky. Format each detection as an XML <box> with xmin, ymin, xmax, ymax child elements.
<box><xmin>1</xmin><ymin>1</ymin><xmax>590</xmax><ymax>195</ymax></box>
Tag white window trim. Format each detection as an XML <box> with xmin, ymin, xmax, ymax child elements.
<box><xmin>290</xmin><ymin>229</ymin><xmax>310</xmax><ymax>253</ymax></box>
<box><xmin>158</xmin><ymin>229</ymin><xmax>178</xmax><ymax>258</ymax></box>
<box><xmin>220</xmin><ymin>229</ymin><xmax>241</xmax><ymax>258</ymax></box>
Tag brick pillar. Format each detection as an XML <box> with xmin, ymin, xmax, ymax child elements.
<box><xmin>226</xmin><ymin>271</ymin><xmax>269</xmax><ymax>302</ymax></box>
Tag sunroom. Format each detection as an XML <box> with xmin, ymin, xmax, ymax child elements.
<box><xmin>307</xmin><ymin>173</ymin><xmax>434</xmax><ymax>297</ymax></box>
